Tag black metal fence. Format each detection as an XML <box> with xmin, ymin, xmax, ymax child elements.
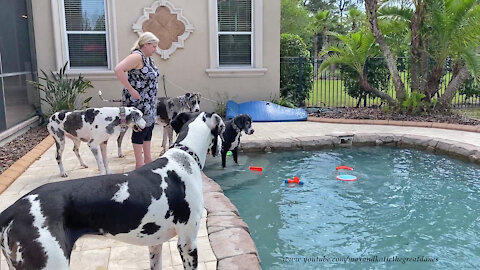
<box><xmin>280</xmin><ymin>57</ymin><xmax>480</xmax><ymax>108</ymax></box>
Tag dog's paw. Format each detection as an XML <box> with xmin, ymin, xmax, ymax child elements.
<box><xmin>60</xmin><ymin>172</ymin><xmax>68</xmax><ymax>177</ymax></box>
<box><xmin>118</xmin><ymin>153</ymin><xmax>125</xmax><ymax>158</ymax></box>
<box><xmin>81</xmin><ymin>164</ymin><xmax>89</xmax><ymax>168</ymax></box>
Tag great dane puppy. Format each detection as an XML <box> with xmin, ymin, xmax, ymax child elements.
<box><xmin>156</xmin><ymin>93</ymin><xmax>201</xmax><ymax>155</ymax></box>
<box><xmin>0</xmin><ymin>112</ymin><xmax>224</xmax><ymax>270</ymax></box>
<box><xmin>48</xmin><ymin>107</ymin><xmax>146</xmax><ymax>177</ymax></box>
<box><xmin>221</xmin><ymin>114</ymin><xmax>254</xmax><ymax>168</ymax></box>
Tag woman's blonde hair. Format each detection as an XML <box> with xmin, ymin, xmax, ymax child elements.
<box><xmin>131</xmin><ymin>32</ymin><xmax>159</xmax><ymax>51</ymax></box>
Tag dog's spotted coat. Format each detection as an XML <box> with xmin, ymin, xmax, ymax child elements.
<box><xmin>48</xmin><ymin>107</ymin><xmax>146</xmax><ymax>177</ymax></box>
<box><xmin>156</xmin><ymin>93</ymin><xmax>201</xmax><ymax>154</ymax></box>
<box><xmin>0</xmin><ymin>112</ymin><xmax>224</xmax><ymax>270</ymax></box>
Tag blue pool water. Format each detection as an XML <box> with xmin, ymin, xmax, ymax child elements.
<box><xmin>204</xmin><ymin>147</ymin><xmax>480</xmax><ymax>269</ymax></box>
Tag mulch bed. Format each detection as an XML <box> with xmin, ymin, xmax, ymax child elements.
<box><xmin>0</xmin><ymin>125</ymin><xmax>49</xmax><ymax>174</ymax></box>
<box><xmin>1</xmin><ymin>108</ymin><xmax>479</xmax><ymax>175</ymax></box>
<box><xmin>311</xmin><ymin>107</ymin><xmax>480</xmax><ymax>126</ymax></box>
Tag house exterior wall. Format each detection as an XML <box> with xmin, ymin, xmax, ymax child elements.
<box><xmin>31</xmin><ymin>0</ymin><xmax>280</xmax><ymax>112</ymax></box>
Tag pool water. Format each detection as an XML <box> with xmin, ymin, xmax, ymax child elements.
<box><xmin>204</xmin><ymin>147</ymin><xmax>480</xmax><ymax>269</ymax></box>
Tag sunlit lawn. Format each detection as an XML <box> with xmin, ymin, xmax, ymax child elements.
<box><xmin>305</xmin><ymin>72</ymin><xmax>476</xmax><ymax>108</ymax></box>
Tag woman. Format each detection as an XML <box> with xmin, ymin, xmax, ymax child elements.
<box><xmin>114</xmin><ymin>32</ymin><xmax>159</xmax><ymax>169</ymax></box>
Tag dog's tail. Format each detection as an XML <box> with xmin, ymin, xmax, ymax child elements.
<box><xmin>98</xmin><ymin>90</ymin><xmax>122</xmax><ymax>103</ymax></box>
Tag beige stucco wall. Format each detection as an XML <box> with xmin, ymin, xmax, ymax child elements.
<box><xmin>31</xmin><ymin>0</ymin><xmax>280</xmax><ymax>113</ymax></box>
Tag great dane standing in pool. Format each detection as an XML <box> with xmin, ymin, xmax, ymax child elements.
<box><xmin>0</xmin><ymin>112</ymin><xmax>224</xmax><ymax>270</ymax></box>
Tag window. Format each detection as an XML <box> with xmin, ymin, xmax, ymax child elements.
<box><xmin>207</xmin><ymin>0</ymin><xmax>265</xmax><ymax>77</ymax></box>
<box><xmin>217</xmin><ymin>0</ymin><xmax>252</xmax><ymax>67</ymax></box>
<box><xmin>63</xmin><ymin>0</ymin><xmax>108</xmax><ymax>69</ymax></box>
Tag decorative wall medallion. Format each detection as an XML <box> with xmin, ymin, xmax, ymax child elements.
<box><xmin>132</xmin><ymin>0</ymin><xmax>194</xmax><ymax>59</ymax></box>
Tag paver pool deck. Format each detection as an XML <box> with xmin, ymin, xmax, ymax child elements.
<box><xmin>1</xmin><ymin>118</ymin><xmax>480</xmax><ymax>269</ymax></box>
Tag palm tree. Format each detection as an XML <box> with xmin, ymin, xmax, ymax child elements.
<box><xmin>319</xmin><ymin>29</ymin><xmax>396</xmax><ymax>105</ymax></box>
<box><xmin>313</xmin><ymin>10</ymin><xmax>331</xmax><ymax>79</ymax></box>
<box><xmin>365</xmin><ymin>0</ymin><xmax>407</xmax><ymax>103</ymax></box>
<box><xmin>425</xmin><ymin>0</ymin><xmax>480</xmax><ymax>109</ymax></box>
<box><xmin>348</xmin><ymin>7</ymin><xmax>364</xmax><ymax>31</ymax></box>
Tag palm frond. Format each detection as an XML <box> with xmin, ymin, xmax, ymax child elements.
<box><xmin>460</xmin><ymin>48</ymin><xmax>480</xmax><ymax>80</ymax></box>
<box><xmin>378</xmin><ymin>6</ymin><xmax>413</xmax><ymax>22</ymax></box>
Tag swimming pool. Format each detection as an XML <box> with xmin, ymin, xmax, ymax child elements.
<box><xmin>204</xmin><ymin>147</ymin><xmax>480</xmax><ymax>269</ymax></box>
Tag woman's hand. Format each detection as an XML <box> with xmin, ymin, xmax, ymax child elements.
<box><xmin>129</xmin><ymin>89</ymin><xmax>141</xmax><ymax>100</ymax></box>
<box><xmin>115</xmin><ymin>53</ymin><xmax>143</xmax><ymax>99</ymax></box>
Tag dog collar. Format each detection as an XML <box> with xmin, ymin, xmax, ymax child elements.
<box><xmin>119</xmin><ymin>107</ymin><xmax>127</xmax><ymax>132</ymax></box>
<box><xmin>171</xmin><ymin>143</ymin><xmax>203</xmax><ymax>169</ymax></box>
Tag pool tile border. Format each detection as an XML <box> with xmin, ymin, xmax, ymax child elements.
<box><xmin>202</xmin><ymin>174</ymin><xmax>261</xmax><ymax>269</ymax></box>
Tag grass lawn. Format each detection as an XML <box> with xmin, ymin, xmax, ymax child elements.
<box><xmin>455</xmin><ymin>108</ymin><xmax>480</xmax><ymax>119</ymax></box>
<box><xmin>305</xmin><ymin>72</ymin><xmax>478</xmax><ymax>108</ymax></box>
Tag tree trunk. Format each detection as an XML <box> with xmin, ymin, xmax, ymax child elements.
<box><xmin>425</xmin><ymin>64</ymin><xmax>444</xmax><ymax>100</ymax></box>
<box><xmin>359</xmin><ymin>73</ymin><xmax>396</xmax><ymax>106</ymax></box>
<box><xmin>410</xmin><ymin>2</ymin><xmax>425</xmax><ymax>93</ymax></box>
<box><xmin>437</xmin><ymin>65</ymin><xmax>470</xmax><ymax>111</ymax></box>
<box><xmin>420</xmin><ymin>41</ymin><xmax>429</xmax><ymax>91</ymax></box>
<box><xmin>321</xmin><ymin>28</ymin><xmax>329</xmax><ymax>79</ymax></box>
<box><xmin>365</xmin><ymin>0</ymin><xmax>405</xmax><ymax>103</ymax></box>
<box><xmin>314</xmin><ymin>32</ymin><xmax>318</xmax><ymax>79</ymax></box>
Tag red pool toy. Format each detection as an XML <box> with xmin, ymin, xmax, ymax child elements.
<box><xmin>285</xmin><ymin>176</ymin><xmax>304</xmax><ymax>185</ymax></box>
<box><xmin>249</xmin><ymin>166</ymin><xmax>263</xmax><ymax>172</ymax></box>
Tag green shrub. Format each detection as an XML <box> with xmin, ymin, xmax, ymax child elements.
<box><xmin>215</xmin><ymin>100</ymin><xmax>227</xmax><ymax>118</ymax></box>
<box><xmin>28</xmin><ymin>62</ymin><xmax>93</xmax><ymax>117</ymax></box>
<box><xmin>339</xmin><ymin>58</ymin><xmax>390</xmax><ymax>106</ymax></box>
<box><xmin>271</xmin><ymin>97</ymin><xmax>295</xmax><ymax>108</ymax></box>
<box><xmin>459</xmin><ymin>75</ymin><xmax>480</xmax><ymax>100</ymax></box>
<box><xmin>401</xmin><ymin>91</ymin><xmax>427</xmax><ymax>115</ymax></box>
<box><xmin>280</xmin><ymin>33</ymin><xmax>313</xmax><ymax>107</ymax></box>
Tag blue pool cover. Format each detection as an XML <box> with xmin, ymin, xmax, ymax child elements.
<box><xmin>226</xmin><ymin>100</ymin><xmax>307</xmax><ymax>122</ymax></box>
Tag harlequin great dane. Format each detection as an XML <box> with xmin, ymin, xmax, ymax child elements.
<box><xmin>221</xmin><ymin>114</ymin><xmax>254</xmax><ymax>168</ymax></box>
<box><xmin>156</xmin><ymin>93</ymin><xmax>201</xmax><ymax>155</ymax></box>
<box><xmin>48</xmin><ymin>107</ymin><xmax>146</xmax><ymax>177</ymax></box>
<box><xmin>0</xmin><ymin>112</ymin><xmax>224</xmax><ymax>270</ymax></box>
<box><xmin>99</xmin><ymin>91</ymin><xmax>201</xmax><ymax>158</ymax></box>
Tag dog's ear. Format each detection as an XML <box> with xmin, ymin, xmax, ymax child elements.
<box><xmin>185</xmin><ymin>93</ymin><xmax>191</xmax><ymax>98</ymax></box>
<box><xmin>234</xmin><ymin>114</ymin><xmax>245</xmax><ymax>129</ymax></box>
<box><xmin>210</xmin><ymin>135</ymin><xmax>222</xmax><ymax>157</ymax></box>
<box><xmin>171</xmin><ymin>112</ymin><xmax>192</xmax><ymax>133</ymax></box>
<box><xmin>209</xmin><ymin>114</ymin><xmax>224</xmax><ymax>157</ymax></box>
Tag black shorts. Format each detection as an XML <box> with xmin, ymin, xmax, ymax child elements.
<box><xmin>131</xmin><ymin>125</ymin><xmax>154</xmax><ymax>144</ymax></box>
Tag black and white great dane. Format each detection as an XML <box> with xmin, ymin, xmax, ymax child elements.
<box><xmin>99</xmin><ymin>91</ymin><xmax>201</xmax><ymax>158</ymax></box>
<box><xmin>156</xmin><ymin>93</ymin><xmax>201</xmax><ymax>155</ymax></box>
<box><xmin>221</xmin><ymin>114</ymin><xmax>254</xmax><ymax>168</ymax></box>
<box><xmin>48</xmin><ymin>107</ymin><xmax>146</xmax><ymax>177</ymax></box>
<box><xmin>0</xmin><ymin>112</ymin><xmax>225</xmax><ymax>270</ymax></box>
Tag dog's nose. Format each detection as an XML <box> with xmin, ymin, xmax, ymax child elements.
<box><xmin>249</xmin><ymin>129</ymin><xmax>254</xmax><ymax>135</ymax></box>
<box><xmin>195</xmin><ymin>109</ymin><xmax>200</xmax><ymax>112</ymax></box>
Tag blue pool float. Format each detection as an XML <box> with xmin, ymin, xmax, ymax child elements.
<box><xmin>226</xmin><ymin>100</ymin><xmax>307</xmax><ymax>122</ymax></box>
